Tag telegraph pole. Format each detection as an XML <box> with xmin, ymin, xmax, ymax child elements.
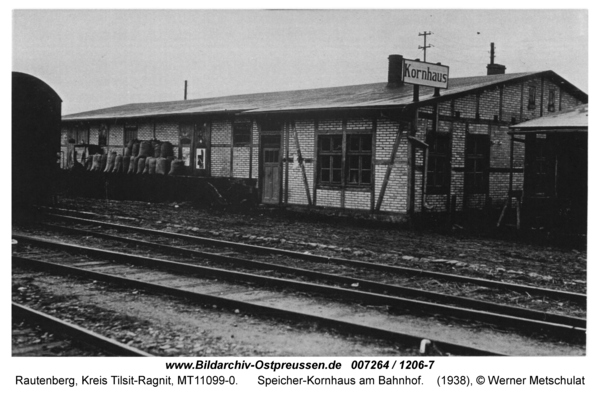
<box><xmin>418</xmin><ymin>31</ymin><xmax>433</xmax><ymax>62</ymax></box>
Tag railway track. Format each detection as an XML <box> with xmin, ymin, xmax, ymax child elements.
<box><xmin>21</xmin><ymin>225</ymin><xmax>588</xmax><ymax>331</ymax></box>
<box><xmin>13</xmin><ymin>228</ymin><xmax>585</xmax><ymax>347</ymax></box>
<box><xmin>12</xmin><ymin>302</ymin><xmax>151</xmax><ymax>357</ymax></box>
<box><xmin>42</xmin><ymin>212</ymin><xmax>586</xmax><ymax>306</ymax></box>
<box><xmin>13</xmin><ymin>255</ymin><xmax>502</xmax><ymax>356</ymax></box>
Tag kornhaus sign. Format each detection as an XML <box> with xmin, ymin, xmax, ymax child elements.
<box><xmin>403</xmin><ymin>59</ymin><xmax>449</xmax><ymax>89</ymax></box>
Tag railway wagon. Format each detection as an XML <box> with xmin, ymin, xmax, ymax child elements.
<box><xmin>12</xmin><ymin>72</ymin><xmax>62</xmax><ymax>216</ymax></box>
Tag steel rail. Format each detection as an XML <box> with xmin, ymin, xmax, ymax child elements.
<box><xmin>41</xmin><ymin>222</ymin><xmax>587</xmax><ymax>329</ymax></box>
<box><xmin>45</xmin><ymin>213</ymin><xmax>587</xmax><ymax>305</ymax></box>
<box><xmin>12</xmin><ymin>256</ymin><xmax>503</xmax><ymax>356</ymax></box>
<box><xmin>12</xmin><ymin>302</ymin><xmax>152</xmax><ymax>357</ymax></box>
<box><xmin>13</xmin><ymin>234</ymin><xmax>586</xmax><ymax>343</ymax></box>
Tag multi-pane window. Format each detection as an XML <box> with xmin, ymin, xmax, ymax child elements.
<box><xmin>346</xmin><ymin>134</ymin><xmax>372</xmax><ymax>186</ymax></box>
<box><xmin>548</xmin><ymin>89</ymin><xmax>556</xmax><ymax>112</ymax></box>
<box><xmin>233</xmin><ymin>121</ymin><xmax>252</xmax><ymax>144</ymax></box>
<box><xmin>528</xmin><ymin>86</ymin><xmax>536</xmax><ymax>110</ymax></box>
<box><xmin>318</xmin><ymin>134</ymin><xmax>372</xmax><ymax>187</ymax></box>
<box><xmin>426</xmin><ymin>133</ymin><xmax>451</xmax><ymax>194</ymax></box>
<box><xmin>318</xmin><ymin>135</ymin><xmax>343</xmax><ymax>185</ymax></box>
<box><xmin>124</xmin><ymin>125</ymin><xmax>138</xmax><ymax>146</ymax></box>
<box><xmin>465</xmin><ymin>134</ymin><xmax>490</xmax><ymax>194</ymax></box>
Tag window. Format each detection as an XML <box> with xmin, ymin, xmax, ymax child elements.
<box><xmin>528</xmin><ymin>86</ymin><xmax>536</xmax><ymax>110</ymax></box>
<box><xmin>124</xmin><ymin>125</ymin><xmax>138</xmax><ymax>146</ymax></box>
<box><xmin>548</xmin><ymin>89</ymin><xmax>556</xmax><ymax>112</ymax></box>
<box><xmin>318</xmin><ymin>135</ymin><xmax>343</xmax><ymax>185</ymax></box>
<box><xmin>233</xmin><ymin>121</ymin><xmax>252</xmax><ymax>144</ymax></box>
<box><xmin>465</xmin><ymin>134</ymin><xmax>490</xmax><ymax>194</ymax></box>
<box><xmin>346</xmin><ymin>134</ymin><xmax>372</xmax><ymax>186</ymax></box>
<box><xmin>426</xmin><ymin>132</ymin><xmax>451</xmax><ymax>194</ymax></box>
<box><xmin>318</xmin><ymin>134</ymin><xmax>372</xmax><ymax>188</ymax></box>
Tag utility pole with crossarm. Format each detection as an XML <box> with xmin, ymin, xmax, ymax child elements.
<box><xmin>418</xmin><ymin>31</ymin><xmax>433</xmax><ymax>62</ymax></box>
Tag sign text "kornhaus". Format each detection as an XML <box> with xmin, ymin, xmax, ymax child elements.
<box><xmin>403</xmin><ymin>59</ymin><xmax>449</xmax><ymax>89</ymax></box>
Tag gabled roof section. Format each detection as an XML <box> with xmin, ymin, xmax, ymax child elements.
<box><xmin>510</xmin><ymin>104</ymin><xmax>588</xmax><ymax>133</ymax></box>
<box><xmin>62</xmin><ymin>70</ymin><xmax>586</xmax><ymax>122</ymax></box>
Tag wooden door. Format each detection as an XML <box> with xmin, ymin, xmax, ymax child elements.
<box><xmin>262</xmin><ymin>148</ymin><xmax>280</xmax><ymax>204</ymax></box>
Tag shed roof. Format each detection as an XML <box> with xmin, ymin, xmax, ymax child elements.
<box><xmin>62</xmin><ymin>70</ymin><xmax>585</xmax><ymax>122</ymax></box>
<box><xmin>510</xmin><ymin>104</ymin><xmax>588</xmax><ymax>133</ymax></box>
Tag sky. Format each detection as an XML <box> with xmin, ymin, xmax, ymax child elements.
<box><xmin>12</xmin><ymin>9</ymin><xmax>589</xmax><ymax>117</ymax></box>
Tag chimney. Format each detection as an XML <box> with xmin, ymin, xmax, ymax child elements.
<box><xmin>486</xmin><ymin>43</ymin><xmax>506</xmax><ymax>75</ymax></box>
<box><xmin>387</xmin><ymin>54</ymin><xmax>404</xmax><ymax>87</ymax></box>
<box><xmin>487</xmin><ymin>63</ymin><xmax>506</xmax><ymax>75</ymax></box>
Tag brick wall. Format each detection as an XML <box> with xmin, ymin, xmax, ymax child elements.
<box><xmin>454</xmin><ymin>95</ymin><xmax>477</xmax><ymax>118</ymax></box>
<box><xmin>211</xmin><ymin>147</ymin><xmax>231</xmax><ymax>177</ymax></box>
<box><xmin>295</xmin><ymin>120</ymin><xmax>315</xmax><ymax>159</ymax></box>
<box><xmin>450</xmin><ymin>121</ymin><xmax>466</xmax><ymax>210</ymax></box>
<box><xmin>439</xmin><ymin>101</ymin><xmax>452</xmax><ymax>116</ymax></box>
<box><xmin>559</xmin><ymin>87</ymin><xmax>582</xmax><ymax>110</ymax></box>
<box><xmin>211</xmin><ymin>120</ymin><xmax>232</xmax><ymax>144</ymax></box>
<box><xmin>108</xmin><ymin>124</ymin><xmax>124</xmax><ymax>156</ymax></box>
<box><xmin>155</xmin><ymin>122</ymin><xmax>179</xmax><ymax>145</ymax></box>
<box><xmin>376</xmin><ymin>163</ymin><xmax>408</xmax><ymax>212</ymax></box>
<box><xmin>287</xmin><ymin>119</ymin><xmax>315</xmax><ymax>205</ymax></box>
<box><xmin>347</xmin><ymin>117</ymin><xmax>373</xmax><ymax>130</ymax></box>
<box><xmin>375</xmin><ymin>118</ymin><xmax>407</xmax><ymax>213</ymax></box>
<box><xmin>232</xmin><ymin>147</ymin><xmax>251</xmax><ymax>178</ymax></box>
<box><xmin>316</xmin><ymin>189</ymin><xmax>341</xmax><ymax>207</ymax></box>
<box><xmin>138</xmin><ymin>122</ymin><xmax>154</xmax><ymax>140</ymax></box>
<box><xmin>288</xmin><ymin>169</ymin><xmax>314</xmax><ymax>205</ymax></box>
<box><xmin>479</xmin><ymin>89</ymin><xmax>500</xmax><ymax>120</ymax></box>
<box><xmin>501</xmin><ymin>84</ymin><xmax>522</xmax><ymax>123</ymax></box>
<box><xmin>318</xmin><ymin>118</ymin><xmax>342</xmax><ymax>131</ymax></box>
<box><xmin>490</xmin><ymin>125</ymin><xmax>512</xmax><ymax>168</ymax></box>
<box><xmin>210</xmin><ymin>120</ymin><xmax>232</xmax><ymax>177</ymax></box>
<box><xmin>469</xmin><ymin>123</ymin><xmax>488</xmax><ymax>134</ymax></box>
<box><xmin>89</xmin><ymin>125</ymin><xmax>100</xmax><ymax>145</ymax></box>
<box><xmin>345</xmin><ymin>190</ymin><xmax>371</xmax><ymax>209</ymax></box>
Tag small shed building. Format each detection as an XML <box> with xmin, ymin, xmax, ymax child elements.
<box><xmin>507</xmin><ymin>104</ymin><xmax>588</xmax><ymax>232</ymax></box>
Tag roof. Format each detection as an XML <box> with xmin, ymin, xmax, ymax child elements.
<box><xmin>62</xmin><ymin>70</ymin><xmax>585</xmax><ymax>122</ymax></box>
<box><xmin>510</xmin><ymin>104</ymin><xmax>588</xmax><ymax>133</ymax></box>
<box><xmin>13</xmin><ymin>71</ymin><xmax>62</xmax><ymax>103</ymax></box>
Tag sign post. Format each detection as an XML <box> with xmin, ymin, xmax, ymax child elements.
<box><xmin>402</xmin><ymin>58</ymin><xmax>450</xmax><ymax>90</ymax></box>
